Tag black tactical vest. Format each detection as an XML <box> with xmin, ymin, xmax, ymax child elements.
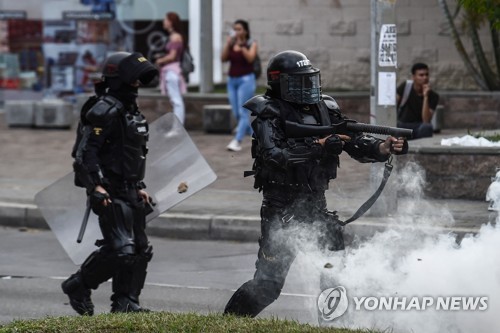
<box><xmin>120</xmin><ymin>111</ymin><xmax>149</xmax><ymax>181</ymax></box>
<box><xmin>252</xmin><ymin>98</ymin><xmax>340</xmax><ymax>191</ymax></box>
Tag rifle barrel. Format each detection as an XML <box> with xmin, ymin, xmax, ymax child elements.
<box><xmin>346</xmin><ymin>122</ymin><xmax>413</xmax><ymax>138</ymax></box>
<box><xmin>285</xmin><ymin>120</ymin><xmax>413</xmax><ymax>139</ymax></box>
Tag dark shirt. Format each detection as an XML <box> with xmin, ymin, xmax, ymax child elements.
<box><xmin>228</xmin><ymin>41</ymin><xmax>254</xmax><ymax>77</ymax></box>
<box><xmin>397</xmin><ymin>82</ymin><xmax>439</xmax><ymax>123</ymax></box>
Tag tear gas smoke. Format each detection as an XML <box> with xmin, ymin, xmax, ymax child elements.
<box><xmin>277</xmin><ymin>162</ymin><xmax>499</xmax><ymax>332</ymax></box>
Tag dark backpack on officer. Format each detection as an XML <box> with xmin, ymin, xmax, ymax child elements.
<box><xmin>71</xmin><ymin>95</ymin><xmax>101</xmax><ymax>187</ymax></box>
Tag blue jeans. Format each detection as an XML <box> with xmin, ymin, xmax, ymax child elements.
<box><xmin>165</xmin><ymin>70</ymin><xmax>185</xmax><ymax>125</ymax></box>
<box><xmin>227</xmin><ymin>73</ymin><xmax>256</xmax><ymax>142</ymax></box>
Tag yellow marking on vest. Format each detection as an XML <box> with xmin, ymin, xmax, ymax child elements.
<box><xmin>137</xmin><ymin>57</ymin><xmax>147</xmax><ymax>62</ymax></box>
<box><xmin>93</xmin><ymin>127</ymin><xmax>103</xmax><ymax>135</ymax></box>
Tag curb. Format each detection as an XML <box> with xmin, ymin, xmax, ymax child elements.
<box><xmin>0</xmin><ymin>202</ymin><xmax>482</xmax><ymax>244</ymax></box>
<box><xmin>0</xmin><ymin>201</ymin><xmax>262</xmax><ymax>242</ymax></box>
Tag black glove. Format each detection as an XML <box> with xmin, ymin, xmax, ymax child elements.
<box><xmin>324</xmin><ymin>135</ymin><xmax>344</xmax><ymax>155</ymax></box>
<box><xmin>89</xmin><ymin>191</ymin><xmax>110</xmax><ymax>215</ymax></box>
<box><xmin>144</xmin><ymin>197</ymin><xmax>157</xmax><ymax>215</ymax></box>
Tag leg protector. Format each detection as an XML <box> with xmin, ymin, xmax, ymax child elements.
<box><xmin>61</xmin><ymin>272</ymin><xmax>94</xmax><ymax>316</ymax></box>
<box><xmin>224</xmin><ymin>204</ymin><xmax>295</xmax><ymax>317</ymax></box>
<box><xmin>99</xmin><ymin>198</ymin><xmax>136</xmax><ymax>255</ymax></box>
<box><xmin>111</xmin><ymin>245</ymin><xmax>153</xmax><ymax>313</ymax></box>
<box><xmin>224</xmin><ymin>279</ymin><xmax>283</xmax><ymax>317</ymax></box>
<box><xmin>80</xmin><ymin>247</ymin><xmax>118</xmax><ymax>290</ymax></box>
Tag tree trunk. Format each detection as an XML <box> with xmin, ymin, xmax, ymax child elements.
<box><xmin>490</xmin><ymin>20</ymin><xmax>500</xmax><ymax>78</ymax></box>
<box><xmin>467</xmin><ymin>11</ymin><xmax>500</xmax><ymax>89</ymax></box>
<box><xmin>438</xmin><ymin>0</ymin><xmax>489</xmax><ymax>90</ymax></box>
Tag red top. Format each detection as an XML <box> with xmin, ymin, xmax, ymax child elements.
<box><xmin>228</xmin><ymin>42</ymin><xmax>254</xmax><ymax>77</ymax></box>
<box><xmin>166</xmin><ymin>41</ymin><xmax>184</xmax><ymax>62</ymax></box>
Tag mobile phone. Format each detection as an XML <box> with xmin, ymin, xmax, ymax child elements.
<box><xmin>229</xmin><ymin>29</ymin><xmax>236</xmax><ymax>37</ymax></box>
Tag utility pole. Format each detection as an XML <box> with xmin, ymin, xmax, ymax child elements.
<box><xmin>369</xmin><ymin>0</ymin><xmax>398</xmax><ymax>216</ymax></box>
<box><xmin>199</xmin><ymin>0</ymin><xmax>213</xmax><ymax>93</ymax></box>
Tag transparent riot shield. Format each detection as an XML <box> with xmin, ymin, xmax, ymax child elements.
<box><xmin>35</xmin><ymin>113</ymin><xmax>217</xmax><ymax>264</ymax></box>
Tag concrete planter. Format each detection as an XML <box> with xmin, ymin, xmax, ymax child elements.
<box><xmin>5</xmin><ymin>100</ymin><xmax>35</xmax><ymax>127</ymax></box>
<box><xmin>398</xmin><ymin>135</ymin><xmax>500</xmax><ymax>200</ymax></box>
<box><xmin>34</xmin><ymin>99</ymin><xmax>73</xmax><ymax>128</ymax></box>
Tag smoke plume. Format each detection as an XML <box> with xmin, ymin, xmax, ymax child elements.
<box><xmin>285</xmin><ymin>162</ymin><xmax>500</xmax><ymax>332</ymax></box>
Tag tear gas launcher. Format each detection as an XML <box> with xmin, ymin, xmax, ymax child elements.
<box><xmin>285</xmin><ymin>119</ymin><xmax>413</xmax><ymax>139</ymax></box>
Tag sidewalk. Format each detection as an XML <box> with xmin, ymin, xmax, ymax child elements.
<box><xmin>0</xmin><ymin>110</ymin><xmax>493</xmax><ymax>243</ymax></box>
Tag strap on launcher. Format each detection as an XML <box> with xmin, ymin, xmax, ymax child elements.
<box><xmin>339</xmin><ymin>156</ymin><xmax>394</xmax><ymax>226</ymax></box>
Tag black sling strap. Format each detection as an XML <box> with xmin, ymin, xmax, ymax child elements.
<box><xmin>339</xmin><ymin>156</ymin><xmax>393</xmax><ymax>226</ymax></box>
<box><xmin>315</xmin><ymin>100</ymin><xmax>395</xmax><ymax>226</ymax></box>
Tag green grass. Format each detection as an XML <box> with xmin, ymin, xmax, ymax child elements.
<box><xmin>0</xmin><ymin>312</ymin><xmax>382</xmax><ymax>333</ymax></box>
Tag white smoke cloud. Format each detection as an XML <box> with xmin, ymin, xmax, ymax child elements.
<box><xmin>286</xmin><ymin>162</ymin><xmax>500</xmax><ymax>332</ymax></box>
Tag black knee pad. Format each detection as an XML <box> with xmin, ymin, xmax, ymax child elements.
<box><xmin>99</xmin><ymin>198</ymin><xmax>135</xmax><ymax>255</ymax></box>
<box><xmin>80</xmin><ymin>248</ymin><xmax>118</xmax><ymax>289</ymax></box>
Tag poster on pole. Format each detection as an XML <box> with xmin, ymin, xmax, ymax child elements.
<box><xmin>377</xmin><ymin>72</ymin><xmax>396</xmax><ymax>106</ymax></box>
<box><xmin>378</xmin><ymin>24</ymin><xmax>397</xmax><ymax>67</ymax></box>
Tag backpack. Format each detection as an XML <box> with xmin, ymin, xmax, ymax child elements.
<box><xmin>247</xmin><ymin>39</ymin><xmax>262</xmax><ymax>79</ymax></box>
<box><xmin>180</xmin><ymin>48</ymin><xmax>195</xmax><ymax>81</ymax></box>
<box><xmin>397</xmin><ymin>80</ymin><xmax>413</xmax><ymax>119</ymax></box>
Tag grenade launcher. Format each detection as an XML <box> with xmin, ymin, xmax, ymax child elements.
<box><xmin>285</xmin><ymin>120</ymin><xmax>413</xmax><ymax>139</ymax></box>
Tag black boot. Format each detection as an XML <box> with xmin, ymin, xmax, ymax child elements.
<box><xmin>110</xmin><ymin>251</ymin><xmax>151</xmax><ymax>313</ymax></box>
<box><xmin>61</xmin><ymin>272</ymin><xmax>94</xmax><ymax>316</ymax></box>
<box><xmin>110</xmin><ymin>294</ymin><xmax>150</xmax><ymax>313</ymax></box>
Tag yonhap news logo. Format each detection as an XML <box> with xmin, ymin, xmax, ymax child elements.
<box><xmin>317</xmin><ymin>286</ymin><xmax>349</xmax><ymax>321</ymax></box>
<box><xmin>317</xmin><ymin>286</ymin><xmax>489</xmax><ymax>322</ymax></box>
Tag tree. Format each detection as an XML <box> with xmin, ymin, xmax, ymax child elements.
<box><xmin>438</xmin><ymin>0</ymin><xmax>500</xmax><ymax>90</ymax></box>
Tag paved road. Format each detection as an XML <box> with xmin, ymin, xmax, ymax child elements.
<box><xmin>0</xmin><ymin>226</ymin><xmax>324</xmax><ymax>325</ymax></box>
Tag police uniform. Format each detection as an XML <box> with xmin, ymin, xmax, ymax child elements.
<box><xmin>224</xmin><ymin>50</ymin><xmax>399</xmax><ymax>317</ymax></box>
<box><xmin>62</xmin><ymin>52</ymin><xmax>158</xmax><ymax>315</ymax></box>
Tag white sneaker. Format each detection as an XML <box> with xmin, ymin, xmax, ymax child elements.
<box><xmin>226</xmin><ymin>139</ymin><xmax>242</xmax><ymax>152</ymax></box>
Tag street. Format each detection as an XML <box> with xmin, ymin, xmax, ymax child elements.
<box><xmin>0</xmin><ymin>226</ymin><xmax>322</xmax><ymax>325</ymax></box>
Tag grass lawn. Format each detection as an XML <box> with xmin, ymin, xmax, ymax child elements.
<box><xmin>0</xmin><ymin>311</ymin><xmax>383</xmax><ymax>333</ymax></box>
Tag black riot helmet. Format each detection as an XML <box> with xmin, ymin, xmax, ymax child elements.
<box><xmin>101</xmin><ymin>52</ymin><xmax>158</xmax><ymax>90</ymax></box>
<box><xmin>266</xmin><ymin>50</ymin><xmax>321</xmax><ymax>105</ymax></box>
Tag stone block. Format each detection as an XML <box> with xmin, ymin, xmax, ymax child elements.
<box><xmin>210</xmin><ymin>216</ymin><xmax>260</xmax><ymax>242</ymax></box>
<box><xmin>329</xmin><ymin>20</ymin><xmax>356</xmax><ymax>36</ymax></box>
<box><xmin>0</xmin><ymin>203</ymin><xmax>26</xmax><ymax>227</ymax></box>
<box><xmin>397</xmin><ymin>20</ymin><xmax>411</xmax><ymax>36</ymax></box>
<box><xmin>34</xmin><ymin>99</ymin><xmax>73</xmax><ymax>128</ymax></box>
<box><xmin>411</xmin><ymin>48</ymin><xmax>438</xmax><ymax>63</ymax></box>
<box><xmin>275</xmin><ymin>20</ymin><xmax>304</xmax><ymax>35</ymax></box>
<box><xmin>148</xmin><ymin>213</ymin><xmax>211</xmax><ymax>240</ymax></box>
<box><xmin>25</xmin><ymin>206</ymin><xmax>48</xmax><ymax>229</ymax></box>
<box><xmin>203</xmin><ymin>105</ymin><xmax>235</xmax><ymax>134</ymax></box>
<box><xmin>5</xmin><ymin>100</ymin><xmax>35</xmax><ymax>127</ymax></box>
<box><xmin>355</xmin><ymin>48</ymin><xmax>370</xmax><ymax>63</ymax></box>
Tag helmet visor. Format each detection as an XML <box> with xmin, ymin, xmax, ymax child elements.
<box><xmin>281</xmin><ymin>72</ymin><xmax>321</xmax><ymax>104</ymax></box>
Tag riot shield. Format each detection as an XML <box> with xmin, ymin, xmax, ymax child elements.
<box><xmin>35</xmin><ymin>113</ymin><xmax>217</xmax><ymax>264</ymax></box>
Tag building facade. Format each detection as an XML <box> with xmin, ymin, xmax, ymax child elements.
<box><xmin>0</xmin><ymin>0</ymin><xmax>494</xmax><ymax>92</ymax></box>
<box><xmin>221</xmin><ymin>0</ymin><xmax>492</xmax><ymax>91</ymax></box>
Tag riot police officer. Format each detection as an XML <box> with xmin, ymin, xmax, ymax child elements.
<box><xmin>61</xmin><ymin>52</ymin><xmax>158</xmax><ymax>315</ymax></box>
<box><xmin>223</xmin><ymin>50</ymin><xmax>408</xmax><ymax>317</ymax></box>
